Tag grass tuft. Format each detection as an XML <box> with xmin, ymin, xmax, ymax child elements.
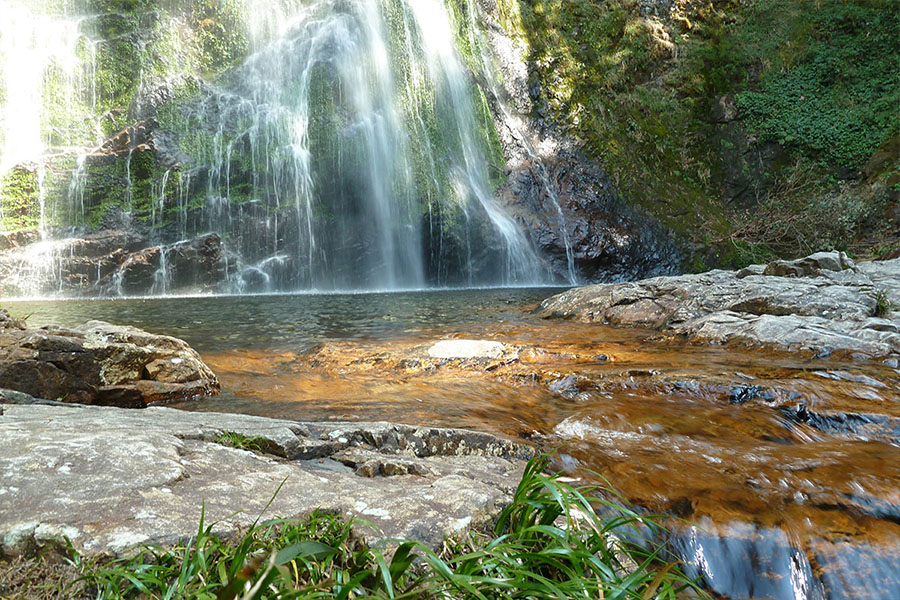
<box><xmin>215</xmin><ymin>431</ymin><xmax>269</xmax><ymax>453</ymax></box>
<box><xmin>875</xmin><ymin>289</ymin><xmax>896</xmax><ymax>318</ymax></box>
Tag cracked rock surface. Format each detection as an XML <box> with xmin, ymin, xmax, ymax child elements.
<box><xmin>539</xmin><ymin>252</ymin><xmax>900</xmax><ymax>357</ymax></box>
<box><xmin>0</xmin><ymin>400</ymin><xmax>532</xmax><ymax>558</ymax></box>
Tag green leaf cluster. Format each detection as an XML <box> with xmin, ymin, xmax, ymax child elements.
<box><xmin>735</xmin><ymin>1</ymin><xmax>899</xmax><ymax>169</ymax></box>
<box><xmin>189</xmin><ymin>0</ymin><xmax>250</xmax><ymax>75</ymax></box>
<box><xmin>0</xmin><ymin>167</ymin><xmax>40</xmax><ymax>232</ymax></box>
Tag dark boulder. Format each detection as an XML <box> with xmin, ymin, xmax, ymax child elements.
<box><xmin>501</xmin><ymin>149</ymin><xmax>679</xmax><ymax>283</ymax></box>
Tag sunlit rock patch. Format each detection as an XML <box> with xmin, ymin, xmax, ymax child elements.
<box><xmin>0</xmin><ymin>402</ymin><xmax>531</xmax><ymax>559</ymax></box>
<box><xmin>540</xmin><ymin>252</ymin><xmax>900</xmax><ymax>358</ymax></box>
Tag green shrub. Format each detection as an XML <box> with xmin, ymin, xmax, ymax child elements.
<box><xmin>736</xmin><ymin>1</ymin><xmax>900</xmax><ymax>169</ymax></box>
<box><xmin>190</xmin><ymin>0</ymin><xmax>250</xmax><ymax>75</ymax></box>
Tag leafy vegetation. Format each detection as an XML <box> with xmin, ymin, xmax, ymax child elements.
<box><xmin>1</xmin><ymin>456</ymin><xmax>704</xmax><ymax>599</ymax></box>
<box><xmin>498</xmin><ymin>0</ymin><xmax>900</xmax><ymax>267</ymax></box>
<box><xmin>189</xmin><ymin>0</ymin><xmax>250</xmax><ymax>75</ymax></box>
<box><xmin>875</xmin><ymin>289</ymin><xmax>896</xmax><ymax>318</ymax></box>
<box><xmin>736</xmin><ymin>1</ymin><xmax>899</xmax><ymax>169</ymax></box>
<box><xmin>0</xmin><ymin>166</ymin><xmax>39</xmax><ymax>232</ymax></box>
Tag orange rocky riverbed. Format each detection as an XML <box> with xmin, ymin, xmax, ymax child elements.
<box><xmin>173</xmin><ymin>316</ymin><xmax>900</xmax><ymax>598</ymax></box>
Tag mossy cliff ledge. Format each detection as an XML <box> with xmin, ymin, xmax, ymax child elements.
<box><xmin>496</xmin><ymin>0</ymin><xmax>899</xmax><ymax>268</ymax></box>
<box><xmin>464</xmin><ymin>1</ymin><xmax>681</xmax><ymax>282</ymax></box>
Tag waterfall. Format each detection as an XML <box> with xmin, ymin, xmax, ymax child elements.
<box><xmin>405</xmin><ymin>0</ymin><xmax>542</xmax><ymax>284</ymax></box>
<box><xmin>0</xmin><ymin>0</ymin><xmax>557</xmax><ymax>297</ymax></box>
<box><xmin>0</xmin><ymin>2</ymin><xmax>76</xmax><ymax>174</ymax></box>
<box><xmin>457</xmin><ymin>0</ymin><xmax>579</xmax><ymax>285</ymax></box>
<box><xmin>0</xmin><ymin>0</ymin><xmax>87</xmax><ymax>297</ymax></box>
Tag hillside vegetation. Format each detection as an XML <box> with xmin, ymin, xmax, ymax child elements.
<box><xmin>498</xmin><ymin>0</ymin><xmax>900</xmax><ymax>268</ymax></box>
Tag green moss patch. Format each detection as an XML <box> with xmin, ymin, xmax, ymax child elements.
<box><xmin>0</xmin><ymin>167</ymin><xmax>40</xmax><ymax>232</ymax></box>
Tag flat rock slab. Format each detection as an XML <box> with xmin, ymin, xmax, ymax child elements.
<box><xmin>0</xmin><ymin>402</ymin><xmax>532</xmax><ymax>559</ymax></box>
<box><xmin>539</xmin><ymin>252</ymin><xmax>900</xmax><ymax>357</ymax></box>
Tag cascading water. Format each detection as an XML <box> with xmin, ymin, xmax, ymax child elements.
<box><xmin>205</xmin><ymin>0</ymin><xmax>431</xmax><ymax>290</ymax></box>
<box><xmin>405</xmin><ymin>0</ymin><xmax>543</xmax><ymax>284</ymax></box>
<box><xmin>186</xmin><ymin>0</ymin><xmax>547</xmax><ymax>290</ymax></box>
<box><xmin>0</xmin><ymin>0</ymin><xmax>90</xmax><ymax>297</ymax></box>
<box><xmin>0</xmin><ymin>1</ymin><xmax>81</xmax><ymax>176</ymax></box>
<box><xmin>455</xmin><ymin>0</ymin><xmax>579</xmax><ymax>286</ymax></box>
<box><xmin>0</xmin><ymin>0</ymin><xmax>555</xmax><ymax>297</ymax></box>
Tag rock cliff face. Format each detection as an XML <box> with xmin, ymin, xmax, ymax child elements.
<box><xmin>471</xmin><ymin>0</ymin><xmax>678</xmax><ymax>283</ymax></box>
<box><xmin>0</xmin><ymin>230</ymin><xmax>225</xmax><ymax>296</ymax></box>
<box><xmin>0</xmin><ymin>310</ymin><xmax>218</xmax><ymax>406</ymax></box>
<box><xmin>493</xmin><ymin>0</ymin><xmax>899</xmax><ymax>266</ymax></box>
<box><xmin>539</xmin><ymin>252</ymin><xmax>900</xmax><ymax>357</ymax></box>
<box><xmin>500</xmin><ymin>152</ymin><xmax>677</xmax><ymax>282</ymax></box>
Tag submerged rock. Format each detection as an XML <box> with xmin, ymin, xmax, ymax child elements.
<box><xmin>0</xmin><ymin>403</ymin><xmax>532</xmax><ymax>557</ymax></box>
<box><xmin>427</xmin><ymin>340</ymin><xmax>507</xmax><ymax>360</ymax></box>
<box><xmin>539</xmin><ymin>252</ymin><xmax>900</xmax><ymax>357</ymax></box>
<box><xmin>0</xmin><ymin>311</ymin><xmax>218</xmax><ymax>406</ymax></box>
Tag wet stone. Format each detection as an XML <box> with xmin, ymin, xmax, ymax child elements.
<box><xmin>0</xmin><ymin>316</ymin><xmax>218</xmax><ymax>407</ymax></box>
<box><xmin>729</xmin><ymin>385</ymin><xmax>772</xmax><ymax>405</ymax></box>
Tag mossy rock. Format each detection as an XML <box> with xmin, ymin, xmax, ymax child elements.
<box><xmin>80</xmin><ymin>12</ymin><xmax>140</xmax><ymax>39</ymax></box>
<box><xmin>1</xmin><ymin>167</ymin><xmax>40</xmax><ymax>233</ymax></box>
<box><xmin>500</xmin><ymin>0</ymin><xmax>899</xmax><ymax>263</ymax></box>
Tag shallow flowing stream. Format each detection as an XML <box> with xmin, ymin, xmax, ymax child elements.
<box><xmin>8</xmin><ymin>290</ymin><xmax>900</xmax><ymax>600</ymax></box>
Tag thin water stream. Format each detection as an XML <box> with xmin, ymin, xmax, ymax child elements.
<box><xmin>8</xmin><ymin>290</ymin><xmax>900</xmax><ymax>600</ymax></box>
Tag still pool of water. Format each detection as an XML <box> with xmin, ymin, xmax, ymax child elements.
<box><xmin>9</xmin><ymin>288</ymin><xmax>557</xmax><ymax>352</ymax></box>
<box><xmin>7</xmin><ymin>289</ymin><xmax>900</xmax><ymax>600</ymax></box>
